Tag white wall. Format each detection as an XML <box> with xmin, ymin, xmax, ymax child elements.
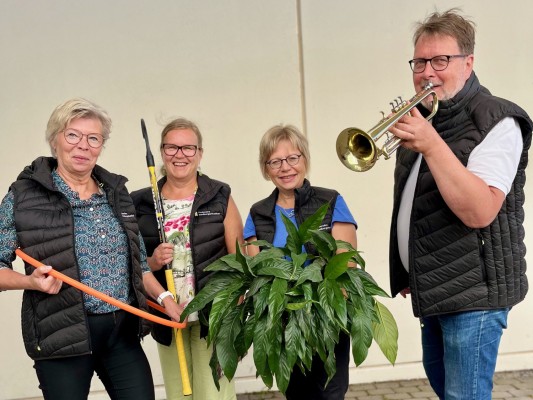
<box><xmin>0</xmin><ymin>1</ymin><xmax>532</xmax><ymax>399</ymax></box>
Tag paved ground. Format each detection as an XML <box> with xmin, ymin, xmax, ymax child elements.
<box><xmin>236</xmin><ymin>369</ymin><xmax>533</xmax><ymax>400</ymax></box>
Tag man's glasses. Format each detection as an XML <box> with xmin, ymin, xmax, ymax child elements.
<box><xmin>63</xmin><ymin>129</ymin><xmax>104</xmax><ymax>148</ymax></box>
<box><xmin>408</xmin><ymin>54</ymin><xmax>467</xmax><ymax>73</ymax></box>
<box><xmin>161</xmin><ymin>144</ymin><xmax>199</xmax><ymax>157</ymax></box>
<box><xmin>266</xmin><ymin>154</ymin><xmax>302</xmax><ymax>170</ymax></box>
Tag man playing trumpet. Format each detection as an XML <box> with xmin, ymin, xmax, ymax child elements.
<box><xmin>388</xmin><ymin>8</ymin><xmax>532</xmax><ymax>399</ymax></box>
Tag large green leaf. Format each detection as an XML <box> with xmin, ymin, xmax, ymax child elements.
<box><xmin>324</xmin><ymin>251</ymin><xmax>356</xmax><ymax>280</ymax></box>
<box><xmin>284</xmin><ymin>312</ymin><xmax>302</xmax><ymax>369</ymax></box>
<box><xmin>245</xmin><ymin>239</ymin><xmax>273</xmax><ymax>248</ymax></box>
<box><xmin>342</xmin><ymin>268</ymin><xmax>366</xmax><ymax>299</ymax></box>
<box><xmin>209</xmin><ymin>349</ymin><xmax>221</xmax><ymax>391</ymax></box>
<box><xmin>317</xmin><ymin>279</ymin><xmax>336</xmax><ymax>322</ymax></box>
<box><xmin>282</xmin><ymin>213</ymin><xmax>302</xmax><ymax>254</ymax></box>
<box><xmin>256</xmin><ymin>258</ymin><xmax>299</xmax><ymax>280</ymax></box>
<box><xmin>285</xmin><ymin>300</ymin><xmax>310</xmax><ymax>311</ymax></box>
<box><xmin>267</xmin><ymin>277</ymin><xmax>287</xmax><ymax>333</ymax></box>
<box><xmin>182</xmin><ymin>273</ymin><xmax>243</xmax><ymax>320</ymax></box>
<box><xmin>372</xmin><ymin>300</ymin><xmax>398</xmax><ymax>365</ymax></box>
<box><xmin>253</xmin><ymin>314</ymin><xmax>272</xmax><ymax>387</ymax></box>
<box><xmin>205</xmin><ymin>253</ymin><xmax>245</xmax><ymax>272</ymax></box>
<box><xmin>309</xmin><ymin>229</ymin><xmax>336</xmax><ymax>259</ymax></box>
<box><xmin>294</xmin><ymin>308</ymin><xmax>314</xmax><ymax>370</ymax></box>
<box><xmin>242</xmin><ymin>312</ymin><xmax>256</xmax><ymax>350</ymax></box>
<box><xmin>298</xmin><ymin>202</ymin><xmax>330</xmax><ymax>243</ymax></box>
<box><xmin>267</xmin><ymin>318</ymin><xmax>283</xmax><ymax>376</ymax></box>
<box><xmin>248</xmin><ymin>247</ymin><xmax>286</xmax><ymax>270</ymax></box>
<box><xmin>253</xmin><ymin>283</ymin><xmax>270</xmax><ymax>319</ymax></box>
<box><xmin>348</xmin><ymin>304</ymin><xmax>373</xmax><ymax>366</ymax></box>
<box><xmin>247</xmin><ymin>276</ymin><xmax>272</xmax><ymax>298</ymax></box>
<box><xmin>289</xmin><ymin>252</ymin><xmax>307</xmax><ymax>273</ymax></box>
<box><xmin>265</xmin><ymin>278</ymin><xmax>286</xmax><ymax>375</ymax></box>
<box><xmin>323</xmin><ymin>348</ymin><xmax>337</xmax><ymax>387</ymax></box>
<box><xmin>295</xmin><ymin>262</ymin><xmax>323</xmax><ymax>286</ymax></box>
<box><xmin>318</xmin><ymin>278</ymin><xmax>347</xmax><ymax>328</ymax></box>
<box><xmin>358</xmin><ymin>269</ymin><xmax>391</xmax><ymax>297</ymax></box>
<box><xmin>313</xmin><ymin>305</ymin><xmax>338</xmax><ymax>362</ymax></box>
<box><xmin>207</xmin><ymin>281</ymin><xmax>243</xmax><ymax>344</ymax></box>
<box><xmin>335</xmin><ymin>240</ymin><xmax>365</xmax><ymax>267</ymax></box>
<box><xmin>235</xmin><ymin>240</ymin><xmax>254</xmax><ymax>277</ymax></box>
<box><xmin>275</xmin><ymin>349</ymin><xmax>292</xmax><ymax>395</ymax></box>
<box><xmin>216</xmin><ymin>306</ymin><xmax>242</xmax><ymax>380</ymax></box>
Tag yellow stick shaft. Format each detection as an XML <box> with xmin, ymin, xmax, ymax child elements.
<box><xmin>166</xmin><ymin>269</ymin><xmax>192</xmax><ymax>395</ymax></box>
<box><xmin>142</xmin><ymin>123</ymin><xmax>192</xmax><ymax>395</ymax></box>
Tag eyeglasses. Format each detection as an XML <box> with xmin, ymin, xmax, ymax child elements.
<box><xmin>161</xmin><ymin>144</ymin><xmax>199</xmax><ymax>157</ymax></box>
<box><xmin>63</xmin><ymin>129</ymin><xmax>104</xmax><ymax>148</ymax></box>
<box><xmin>408</xmin><ymin>54</ymin><xmax>467</xmax><ymax>73</ymax></box>
<box><xmin>266</xmin><ymin>154</ymin><xmax>302</xmax><ymax>170</ymax></box>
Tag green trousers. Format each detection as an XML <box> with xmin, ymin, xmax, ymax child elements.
<box><xmin>157</xmin><ymin>322</ymin><xmax>237</xmax><ymax>400</ymax></box>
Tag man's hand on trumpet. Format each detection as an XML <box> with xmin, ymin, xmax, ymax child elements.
<box><xmin>388</xmin><ymin>106</ymin><xmax>445</xmax><ymax>157</ymax></box>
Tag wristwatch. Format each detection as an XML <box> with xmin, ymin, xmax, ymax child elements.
<box><xmin>157</xmin><ymin>290</ymin><xmax>175</xmax><ymax>306</ymax></box>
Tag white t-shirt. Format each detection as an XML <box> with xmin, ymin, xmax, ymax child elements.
<box><xmin>397</xmin><ymin>117</ymin><xmax>523</xmax><ymax>272</ymax></box>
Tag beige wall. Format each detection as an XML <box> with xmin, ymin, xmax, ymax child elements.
<box><xmin>1</xmin><ymin>1</ymin><xmax>532</xmax><ymax>398</ymax></box>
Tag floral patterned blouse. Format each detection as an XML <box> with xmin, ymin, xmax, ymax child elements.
<box><xmin>0</xmin><ymin>170</ymin><xmax>150</xmax><ymax>314</ymax></box>
<box><xmin>163</xmin><ymin>194</ymin><xmax>198</xmax><ymax>321</ymax></box>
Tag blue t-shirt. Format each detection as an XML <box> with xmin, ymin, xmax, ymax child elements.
<box><xmin>243</xmin><ymin>194</ymin><xmax>356</xmax><ymax>248</ymax></box>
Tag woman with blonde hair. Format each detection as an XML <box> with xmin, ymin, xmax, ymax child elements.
<box><xmin>244</xmin><ymin>124</ymin><xmax>358</xmax><ymax>400</ymax></box>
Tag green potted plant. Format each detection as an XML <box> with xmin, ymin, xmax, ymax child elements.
<box><xmin>181</xmin><ymin>203</ymin><xmax>398</xmax><ymax>394</ymax></box>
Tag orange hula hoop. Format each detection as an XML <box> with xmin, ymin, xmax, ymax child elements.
<box><xmin>15</xmin><ymin>248</ymin><xmax>186</xmax><ymax>329</ymax></box>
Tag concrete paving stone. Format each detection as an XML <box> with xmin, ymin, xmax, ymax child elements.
<box><xmin>410</xmin><ymin>391</ymin><xmax>438</xmax><ymax>399</ymax></box>
<box><xmin>492</xmin><ymin>393</ymin><xmax>512</xmax><ymax>399</ymax></box>
<box><xmin>383</xmin><ymin>394</ymin><xmax>414</xmax><ymax>399</ymax></box>
<box><xmin>367</xmin><ymin>388</ymin><xmax>396</xmax><ymax>395</ymax></box>
<box><xmin>348</xmin><ymin>391</ymin><xmax>371</xmax><ymax>397</ymax></box>
<box><xmin>379</xmin><ymin>381</ymin><xmax>403</xmax><ymax>389</ymax></box>
<box><xmin>394</xmin><ymin>386</ymin><xmax>422</xmax><ymax>394</ymax></box>
<box><xmin>236</xmin><ymin>369</ymin><xmax>533</xmax><ymax>400</ymax></box>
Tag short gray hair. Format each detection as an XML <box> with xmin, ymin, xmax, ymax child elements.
<box><xmin>46</xmin><ymin>98</ymin><xmax>112</xmax><ymax>157</ymax></box>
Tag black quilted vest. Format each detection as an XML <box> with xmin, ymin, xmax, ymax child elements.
<box><xmin>131</xmin><ymin>173</ymin><xmax>230</xmax><ymax>345</ymax></box>
<box><xmin>389</xmin><ymin>72</ymin><xmax>533</xmax><ymax>317</ymax></box>
<box><xmin>11</xmin><ymin>157</ymin><xmax>149</xmax><ymax>360</ymax></box>
<box><xmin>249</xmin><ymin>179</ymin><xmax>339</xmax><ymax>255</ymax></box>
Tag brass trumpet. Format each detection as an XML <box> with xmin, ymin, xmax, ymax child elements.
<box><xmin>336</xmin><ymin>83</ymin><xmax>438</xmax><ymax>172</ymax></box>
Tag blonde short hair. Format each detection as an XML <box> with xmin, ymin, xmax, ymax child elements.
<box><xmin>259</xmin><ymin>124</ymin><xmax>310</xmax><ymax>180</ymax></box>
<box><xmin>45</xmin><ymin>98</ymin><xmax>112</xmax><ymax>157</ymax></box>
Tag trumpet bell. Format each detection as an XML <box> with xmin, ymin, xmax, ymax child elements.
<box><xmin>335</xmin><ymin>83</ymin><xmax>438</xmax><ymax>172</ymax></box>
<box><xmin>336</xmin><ymin>127</ymin><xmax>378</xmax><ymax>172</ymax></box>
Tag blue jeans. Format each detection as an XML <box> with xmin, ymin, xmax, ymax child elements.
<box><xmin>420</xmin><ymin>309</ymin><xmax>508</xmax><ymax>400</ymax></box>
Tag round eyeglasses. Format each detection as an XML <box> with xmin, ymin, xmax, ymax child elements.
<box><xmin>408</xmin><ymin>54</ymin><xmax>467</xmax><ymax>73</ymax></box>
<box><xmin>266</xmin><ymin>154</ymin><xmax>302</xmax><ymax>170</ymax></box>
<box><xmin>161</xmin><ymin>144</ymin><xmax>199</xmax><ymax>157</ymax></box>
<box><xmin>63</xmin><ymin>129</ymin><xmax>104</xmax><ymax>148</ymax></box>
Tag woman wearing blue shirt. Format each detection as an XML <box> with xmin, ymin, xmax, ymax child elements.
<box><xmin>244</xmin><ymin>124</ymin><xmax>357</xmax><ymax>400</ymax></box>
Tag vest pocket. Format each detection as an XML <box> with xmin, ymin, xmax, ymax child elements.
<box><xmin>477</xmin><ymin>231</ymin><xmax>487</xmax><ymax>282</ymax></box>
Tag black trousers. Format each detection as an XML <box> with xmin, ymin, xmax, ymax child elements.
<box><xmin>34</xmin><ymin>310</ymin><xmax>155</xmax><ymax>400</ymax></box>
<box><xmin>285</xmin><ymin>332</ymin><xmax>350</xmax><ymax>400</ymax></box>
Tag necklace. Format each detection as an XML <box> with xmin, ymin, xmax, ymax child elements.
<box><xmin>280</xmin><ymin>207</ymin><xmax>295</xmax><ymax>218</ymax></box>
